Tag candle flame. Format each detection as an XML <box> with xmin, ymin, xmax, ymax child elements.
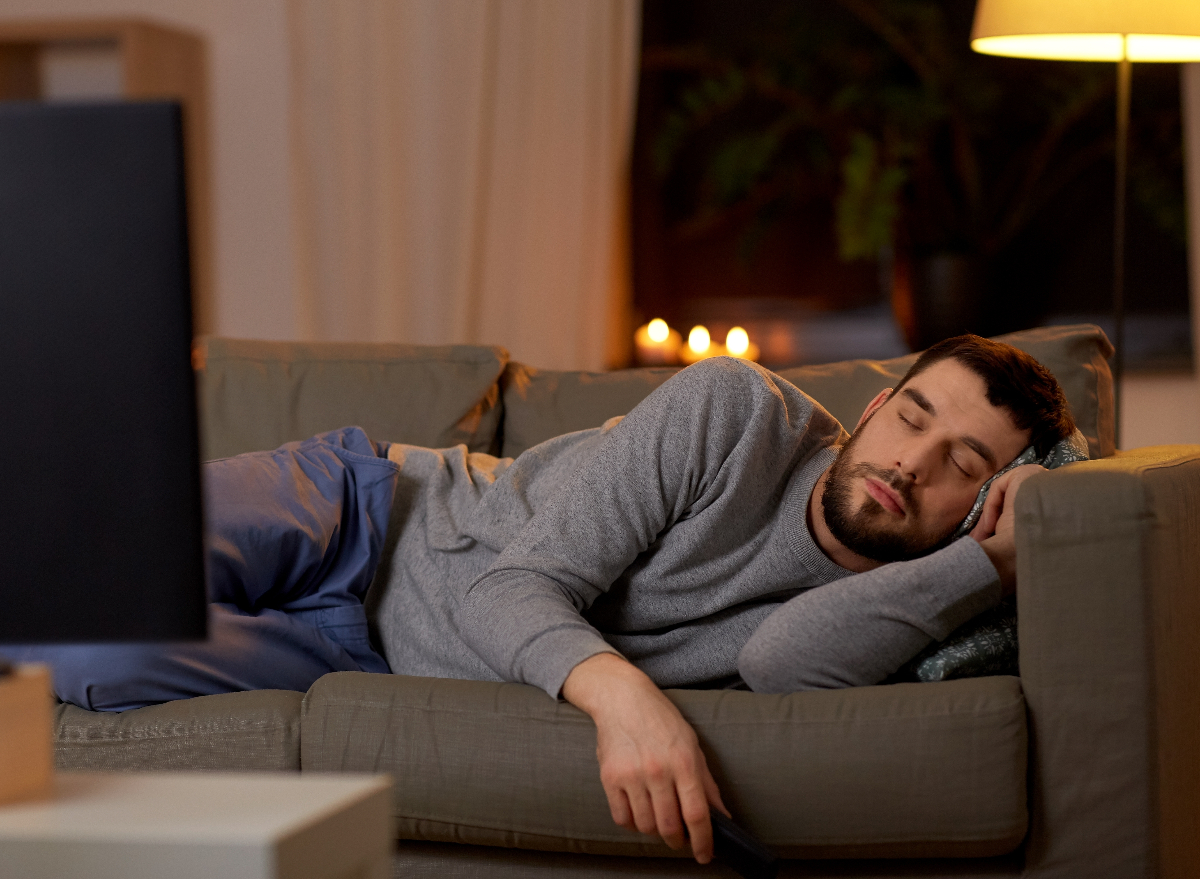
<box><xmin>726</xmin><ymin>327</ymin><xmax>750</xmax><ymax>357</ymax></box>
<box><xmin>688</xmin><ymin>326</ymin><xmax>711</xmax><ymax>354</ymax></box>
<box><xmin>647</xmin><ymin>318</ymin><xmax>670</xmax><ymax>344</ymax></box>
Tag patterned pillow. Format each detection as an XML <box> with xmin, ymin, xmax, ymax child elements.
<box><xmin>891</xmin><ymin>429</ymin><xmax>1089</xmax><ymax>684</ymax></box>
<box><xmin>892</xmin><ymin>599</ymin><xmax>1018</xmax><ymax>683</ymax></box>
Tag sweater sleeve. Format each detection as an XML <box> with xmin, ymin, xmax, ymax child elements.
<box><xmin>458</xmin><ymin>357</ymin><xmax>834</xmax><ymax>698</ymax></box>
<box><xmin>737</xmin><ymin>536</ymin><xmax>1002</xmax><ymax>693</ymax></box>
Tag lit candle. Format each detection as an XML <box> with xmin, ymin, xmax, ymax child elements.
<box><xmin>681</xmin><ymin>325</ymin><xmax>716</xmax><ymax>364</ymax></box>
<box><xmin>725</xmin><ymin>326</ymin><xmax>759</xmax><ymax>361</ymax></box>
<box><xmin>634</xmin><ymin>318</ymin><xmax>681</xmax><ymax>365</ymax></box>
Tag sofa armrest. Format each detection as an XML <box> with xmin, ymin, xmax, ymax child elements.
<box><xmin>1016</xmin><ymin>445</ymin><xmax>1200</xmax><ymax>879</ymax></box>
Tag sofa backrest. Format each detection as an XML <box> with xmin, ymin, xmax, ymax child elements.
<box><xmin>193</xmin><ymin>337</ymin><xmax>508</xmax><ymax>460</ymax></box>
<box><xmin>194</xmin><ymin>323</ymin><xmax>1113</xmax><ymax>463</ymax></box>
<box><xmin>500</xmin><ymin>324</ymin><xmax>1115</xmax><ymax>459</ymax></box>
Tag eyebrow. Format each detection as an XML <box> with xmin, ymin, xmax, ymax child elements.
<box><xmin>899</xmin><ymin>387</ymin><xmax>998</xmax><ymax>470</ymax></box>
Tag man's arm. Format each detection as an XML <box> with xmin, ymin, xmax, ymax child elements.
<box><xmin>455</xmin><ymin>359</ymin><xmax>840</xmax><ymax>861</ymax></box>
<box><xmin>561</xmin><ymin>653</ymin><xmax>728</xmax><ymax>864</ymax></box>
<box><xmin>739</xmin><ymin>466</ymin><xmax>1042</xmax><ymax>693</ymax></box>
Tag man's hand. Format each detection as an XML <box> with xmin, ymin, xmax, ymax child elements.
<box><xmin>970</xmin><ymin>463</ymin><xmax>1045</xmax><ymax>596</ymax></box>
<box><xmin>561</xmin><ymin>652</ymin><xmax>728</xmax><ymax>864</ymax></box>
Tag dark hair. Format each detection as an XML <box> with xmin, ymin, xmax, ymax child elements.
<box><xmin>893</xmin><ymin>335</ymin><xmax>1076</xmax><ymax>458</ymax></box>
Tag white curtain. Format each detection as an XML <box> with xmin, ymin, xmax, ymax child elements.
<box><xmin>287</xmin><ymin>0</ymin><xmax>640</xmax><ymax>370</ymax></box>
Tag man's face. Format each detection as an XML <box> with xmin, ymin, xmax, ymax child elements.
<box><xmin>822</xmin><ymin>358</ymin><xmax>1031</xmax><ymax>563</ymax></box>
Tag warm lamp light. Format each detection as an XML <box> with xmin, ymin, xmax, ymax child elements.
<box><xmin>971</xmin><ymin>1</ymin><xmax>1200</xmax><ymax>61</ymax></box>
<box><xmin>647</xmin><ymin>318</ymin><xmax>670</xmax><ymax>343</ymax></box>
<box><xmin>970</xmin><ymin>0</ymin><xmax>1200</xmax><ymax>445</ymax></box>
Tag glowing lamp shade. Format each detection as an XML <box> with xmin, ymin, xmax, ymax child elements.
<box><xmin>971</xmin><ymin>0</ymin><xmax>1200</xmax><ymax>61</ymax></box>
<box><xmin>970</xmin><ymin>0</ymin><xmax>1200</xmax><ymax>447</ymax></box>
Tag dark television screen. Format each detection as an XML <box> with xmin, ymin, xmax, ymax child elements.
<box><xmin>0</xmin><ymin>102</ymin><xmax>207</xmax><ymax>642</ymax></box>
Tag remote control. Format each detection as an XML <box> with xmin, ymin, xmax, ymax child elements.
<box><xmin>709</xmin><ymin>808</ymin><xmax>779</xmax><ymax>879</ymax></box>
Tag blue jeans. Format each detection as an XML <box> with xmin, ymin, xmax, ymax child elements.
<box><xmin>5</xmin><ymin>427</ymin><xmax>397</xmax><ymax>711</ymax></box>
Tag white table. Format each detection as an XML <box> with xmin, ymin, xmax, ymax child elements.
<box><xmin>0</xmin><ymin>771</ymin><xmax>393</xmax><ymax>879</ymax></box>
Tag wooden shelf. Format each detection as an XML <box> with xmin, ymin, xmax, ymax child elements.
<box><xmin>0</xmin><ymin>666</ymin><xmax>52</xmax><ymax>806</ymax></box>
<box><xmin>0</xmin><ymin>19</ymin><xmax>213</xmax><ymax>334</ymax></box>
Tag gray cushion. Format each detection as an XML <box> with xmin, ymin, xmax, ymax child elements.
<box><xmin>390</xmin><ymin>841</ymin><xmax>1024</xmax><ymax>878</ymax></box>
<box><xmin>500</xmin><ymin>324</ymin><xmax>1114</xmax><ymax>461</ymax></box>
<box><xmin>301</xmin><ymin>672</ymin><xmax>1027</xmax><ymax>859</ymax></box>
<box><xmin>776</xmin><ymin>324</ymin><xmax>1115</xmax><ymax>460</ymax></box>
<box><xmin>500</xmin><ymin>363</ymin><xmax>679</xmax><ymax>458</ymax></box>
<box><xmin>194</xmin><ymin>337</ymin><xmax>508</xmax><ymax>459</ymax></box>
<box><xmin>54</xmin><ymin>689</ymin><xmax>303</xmax><ymax>771</ymax></box>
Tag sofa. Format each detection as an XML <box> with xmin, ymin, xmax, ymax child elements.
<box><xmin>51</xmin><ymin>324</ymin><xmax>1200</xmax><ymax>878</ymax></box>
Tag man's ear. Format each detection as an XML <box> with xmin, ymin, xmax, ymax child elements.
<box><xmin>855</xmin><ymin>388</ymin><xmax>892</xmax><ymax>431</ymax></box>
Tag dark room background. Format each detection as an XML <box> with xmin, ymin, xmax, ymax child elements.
<box><xmin>630</xmin><ymin>0</ymin><xmax>1191</xmax><ymax>370</ymax></box>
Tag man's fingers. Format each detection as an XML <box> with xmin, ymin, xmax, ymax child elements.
<box><xmin>972</xmin><ymin>465</ymin><xmax>1046</xmax><ymax>542</ymax></box>
<box><xmin>648</xmin><ymin>784</ymin><xmax>686</xmax><ymax>850</ymax></box>
<box><xmin>600</xmin><ymin>744</ymin><xmax>722</xmax><ymax>860</ymax></box>
<box><xmin>624</xmin><ymin>786</ymin><xmax>660</xmax><ymax>837</ymax></box>
<box><xmin>563</xmin><ymin>655</ymin><xmax>728</xmax><ymax>865</ymax></box>
<box><xmin>701</xmin><ymin>760</ymin><xmax>729</xmax><ymax>818</ymax></box>
<box><xmin>680</xmin><ymin>777</ymin><xmax>716</xmax><ymax>864</ymax></box>
<box><xmin>971</xmin><ymin>485</ymin><xmax>1006</xmax><ymax>541</ymax></box>
<box><xmin>604</xmin><ymin>785</ymin><xmax>634</xmax><ymax>831</ymax></box>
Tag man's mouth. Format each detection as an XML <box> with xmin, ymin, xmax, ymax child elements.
<box><xmin>864</xmin><ymin>477</ymin><xmax>906</xmax><ymax>515</ymax></box>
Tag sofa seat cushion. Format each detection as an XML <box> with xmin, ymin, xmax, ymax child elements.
<box><xmin>54</xmin><ymin>689</ymin><xmax>303</xmax><ymax>771</ymax></box>
<box><xmin>301</xmin><ymin>673</ymin><xmax>1026</xmax><ymax>859</ymax></box>
<box><xmin>194</xmin><ymin>337</ymin><xmax>509</xmax><ymax>460</ymax></box>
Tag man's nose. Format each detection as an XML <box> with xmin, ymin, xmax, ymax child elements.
<box><xmin>894</xmin><ymin>437</ymin><xmax>937</xmax><ymax>483</ymax></box>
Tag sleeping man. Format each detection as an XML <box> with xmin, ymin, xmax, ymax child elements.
<box><xmin>10</xmin><ymin>334</ymin><xmax>1077</xmax><ymax>864</ymax></box>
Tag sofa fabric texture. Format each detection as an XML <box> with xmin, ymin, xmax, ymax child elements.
<box><xmin>302</xmin><ymin>673</ymin><xmax>1027</xmax><ymax>858</ymax></box>
<box><xmin>499</xmin><ymin>324</ymin><xmax>1114</xmax><ymax>461</ymax></box>
<box><xmin>1016</xmin><ymin>447</ymin><xmax>1200</xmax><ymax>878</ymax></box>
<box><xmin>53</xmin><ymin>689</ymin><xmax>303</xmax><ymax>771</ymax></box>
<box><xmin>49</xmin><ymin>322</ymin><xmax>1200</xmax><ymax>877</ymax></box>
<box><xmin>499</xmin><ymin>364</ymin><xmax>680</xmax><ymax>458</ymax></box>
<box><xmin>389</xmin><ymin>841</ymin><xmax>1025</xmax><ymax>878</ymax></box>
<box><xmin>194</xmin><ymin>336</ymin><xmax>508</xmax><ymax>460</ymax></box>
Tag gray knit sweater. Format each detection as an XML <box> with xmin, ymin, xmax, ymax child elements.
<box><xmin>369</xmin><ymin>356</ymin><xmax>1001</xmax><ymax>698</ymax></box>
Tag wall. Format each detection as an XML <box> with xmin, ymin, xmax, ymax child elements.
<box><xmin>1</xmin><ymin>0</ymin><xmax>1198</xmax><ymax>445</ymax></box>
<box><xmin>1121</xmin><ymin>63</ymin><xmax>1200</xmax><ymax>449</ymax></box>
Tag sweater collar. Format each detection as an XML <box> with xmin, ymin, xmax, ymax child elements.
<box><xmin>785</xmin><ymin>445</ymin><xmax>855</xmax><ymax>583</ymax></box>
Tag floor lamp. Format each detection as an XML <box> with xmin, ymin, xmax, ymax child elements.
<box><xmin>970</xmin><ymin>0</ymin><xmax>1200</xmax><ymax>448</ymax></box>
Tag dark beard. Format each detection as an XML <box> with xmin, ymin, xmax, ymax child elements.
<box><xmin>821</xmin><ymin>429</ymin><xmax>942</xmax><ymax>563</ymax></box>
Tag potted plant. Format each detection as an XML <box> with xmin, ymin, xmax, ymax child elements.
<box><xmin>645</xmin><ymin>0</ymin><xmax>1135</xmax><ymax>349</ymax></box>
